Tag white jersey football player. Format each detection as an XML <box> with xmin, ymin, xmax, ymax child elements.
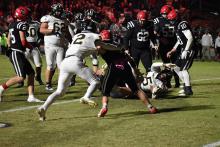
<box><xmin>37</xmin><ymin>32</ymin><xmax>101</xmax><ymax>121</ymax></box>
<box><xmin>25</xmin><ymin>16</ymin><xmax>44</xmax><ymax>85</ymax></box>
<box><xmin>40</xmin><ymin>3</ymin><xmax>73</xmax><ymax>91</ymax></box>
<box><xmin>140</xmin><ymin>62</ymin><xmax>174</xmax><ymax>98</ymax></box>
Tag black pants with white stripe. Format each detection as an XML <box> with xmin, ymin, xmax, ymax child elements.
<box><xmin>9</xmin><ymin>50</ymin><xmax>35</xmax><ymax>78</ymax></box>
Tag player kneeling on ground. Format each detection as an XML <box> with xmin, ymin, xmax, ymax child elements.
<box><xmin>140</xmin><ymin>62</ymin><xmax>175</xmax><ymax>99</ymax></box>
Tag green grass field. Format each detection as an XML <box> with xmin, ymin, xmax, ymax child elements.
<box><xmin>0</xmin><ymin>54</ymin><xmax>220</xmax><ymax>147</ymax></box>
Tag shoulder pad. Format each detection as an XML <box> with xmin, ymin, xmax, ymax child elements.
<box><xmin>127</xmin><ymin>21</ymin><xmax>135</xmax><ymax>29</ymax></box>
<box><xmin>40</xmin><ymin>15</ymin><xmax>51</xmax><ymax>23</ymax></box>
<box><xmin>17</xmin><ymin>21</ymin><xmax>28</xmax><ymax>31</ymax></box>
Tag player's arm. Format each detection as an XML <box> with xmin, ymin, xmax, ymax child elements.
<box><xmin>40</xmin><ymin>22</ymin><xmax>53</xmax><ymax>35</ymax></box>
<box><xmin>182</xmin><ymin>29</ymin><xmax>193</xmax><ymax>51</ymax></box>
<box><xmin>20</xmin><ymin>31</ymin><xmax>33</xmax><ymax>49</ymax></box>
<box><xmin>95</xmin><ymin>40</ymin><xmax>121</xmax><ymax>51</ymax></box>
<box><xmin>123</xmin><ymin>21</ymin><xmax>134</xmax><ymax>51</ymax></box>
<box><xmin>7</xmin><ymin>32</ymin><xmax>11</xmax><ymax>48</ymax></box>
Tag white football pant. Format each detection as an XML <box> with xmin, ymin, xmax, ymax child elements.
<box><xmin>41</xmin><ymin>56</ymin><xmax>100</xmax><ymax>110</ymax></box>
<box><xmin>44</xmin><ymin>46</ymin><xmax>65</xmax><ymax>70</ymax></box>
<box><xmin>25</xmin><ymin>48</ymin><xmax>42</xmax><ymax>67</ymax></box>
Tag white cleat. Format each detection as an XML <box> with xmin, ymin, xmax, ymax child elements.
<box><xmin>80</xmin><ymin>97</ymin><xmax>97</xmax><ymax>107</ymax></box>
<box><xmin>37</xmin><ymin>107</ymin><xmax>46</xmax><ymax>121</ymax></box>
<box><xmin>178</xmin><ymin>89</ymin><xmax>185</xmax><ymax>94</ymax></box>
<box><xmin>27</xmin><ymin>97</ymin><xmax>44</xmax><ymax>103</ymax></box>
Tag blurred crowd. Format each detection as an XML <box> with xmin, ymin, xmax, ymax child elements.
<box><xmin>0</xmin><ymin>0</ymin><xmax>220</xmax><ymax>60</ymax></box>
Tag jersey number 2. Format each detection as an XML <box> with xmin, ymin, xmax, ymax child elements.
<box><xmin>73</xmin><ymin>34</ymin><xmax>86</xmax><ymax>44</ymax></box>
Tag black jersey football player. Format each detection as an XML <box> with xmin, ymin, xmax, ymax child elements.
<box><xmin>166</xmin><ymin>10</ymin><xmax>194</xmax><ymax>96</ymax></box>
<box><xmin>124</xmin><ymin>10</ymin><xmax>158</xmax><ymax>73</ymax></box>
<box><xmin>153</xmin><ymin>5</ymin><xmax>180</xmax><ymax>88</ymax></box>
<box><xmin>97</xmin><ymin>30</ymin><xmax>158</xmax><ymax>117</ymax></box>
<box><xmin>0</xmin><ymin>6</ymin><xmax>43</xmax><ymax>103</ymax></box>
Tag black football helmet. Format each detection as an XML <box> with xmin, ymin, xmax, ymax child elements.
<box><xmin>51</xmin><ymin>3</ymin><xmax>64</xmax><ymax>17</ymax></box>
<box><xmin>84</xmin><ymin>9</ymin><xmax>95</xmax><ymax>19</ymax></box>
<box><xmin>74</xmin><ymin>12</ymin><xmax>84</xmax><ymax>21</ymax></box>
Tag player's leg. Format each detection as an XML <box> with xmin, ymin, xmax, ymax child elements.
<box><xmin>140</xmin><ymin>50</ymin><xmax>152</xmax><ymax>73</ymax></box>
<box><xmin>98</xmin><ymin>65</ymin><xmax>119</xmax><ymax>117</ymax></box>
<box><xmin>130</xmin><ymin>48</ymin><xmax>141</xmax><ymax>68</ymax></box>
<box><xmin>76</xmin><ymin>63</ymin><xmax>100</xmax><ymax>107</ymax></box>
<box><xmin>123</xmin><ymin>64</ymin><xmax>157</xmax><ymax>113</ymax></box>
<box><xmin>90</xmin><ymin>53</ymin><xmax>99</xmax><ymax>73</ymax></box>
<box><xmin>0</xmin><ymin>51</ymin><xmax>27</xmax><ymax>101</ymax></box>
<box><xmin>44</xmin><ymin>46</ymin><xmax>56</xmax><ymax>91</ymax></box>
<box><xmin>37</xmin><ymin>70</ymin><xmax>72</xmax><ymax>121</ymax></box>
<box><xmin>32</xmin><ymin>48</ymin><xmax>44</xmax><ymax>85</ymax></box>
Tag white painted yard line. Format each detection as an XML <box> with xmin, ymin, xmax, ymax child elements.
<box><xmin>203</xmin><ymin>140</ymin><xmax>220</xmax><ymax>147</ymax></box>
<box><xmin>192</xmin><ymin>77</ymin><xmax>220</xmax><ymax>82</ymax></box>
<box><xmin>0</xmin><ymin>77</ymin><xmax>220</xmax><ymax>114</ymax></box>
<box><xmin>0</xmin><ymin>99</ymin><xmax>80</xmax><ymax>114</ymax></box>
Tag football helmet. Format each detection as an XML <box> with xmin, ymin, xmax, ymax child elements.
<box><xmin>167</xmin><ymin>10</ymin><xmax>177</xmax><ymax>24</ymax></box>
<box><xmin>14</xmin><ymin>6</ymin><xmax>29</xmax><ymax>21</ymax></box>
<box><xmin>84</xmin><ymin>9</ymin><xmax>95</xmax><ymax>19</ymax></box>
<box><xmin>167</xmin><ymin>10</ymin><xmax>177</xmax><ymax>20</ymax></box>
<box><xmin>100</xmin><ymin>30</ymin><xmax>111</xmax><ymax>41</ymax></box>
<box><xmin>137</xmin><ymin>10</ymin><xmax>148</xmax><ymax>25</ymax></box>
<box><xmin>51</xmin><ymin>3</ymin><xmax>64</xmax><ymax>17</ymax></box>
<box><xmin>160</xmin><ymin>5</ymin><xmax>173</xmax><ymax>15</ymax></box>
<box><xmin>74</xmin><ymin>12</ymin><xmax>84</xmax><ymax>21</ymax></box>
<box><xmin>62</xmin><ymin>10</ymin><xmax>73</xmax><ymax>21</ymax></box>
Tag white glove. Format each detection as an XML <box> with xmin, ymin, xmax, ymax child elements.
<box><xmin>181</xmin><ymin>50</ymin><xmax>189</xmax><ymax>59</ymax></box>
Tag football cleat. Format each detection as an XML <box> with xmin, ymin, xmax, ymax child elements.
<box><xmin>97</xmin><ymin>107</ymin><xmax>108</xmax><ymax>117</ymax></box>
<box><xmin>80</xmin><ymin>98</ymin><xmax>97</xmax><ymax>107</ymax></box>
<box><xmin>27</xmin><ymin>97</ymin><xmax>44</xmax><ymax>103</ymax></box>
<box><xmin>37</xmin><ymin>107</ymin><xmax>46</xmax><ymax>121</ymax></box>
<box><xmin>178</xmin><ymin>89</ymin><xmax>185</xmax><ymax>94</ymax></box>
<box><xmin>45</xmin><ymin>84</ymin><xmax>54</xmax><ymax>92</ymax></box>
<box><xmin>149</xmin><ymin>107</ymin><xmax>158</xmax><ymax>114</ymax></box>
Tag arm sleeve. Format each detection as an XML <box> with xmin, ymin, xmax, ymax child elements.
<box><xmin>95</xmin><ymin>40</ymin><xmax>121</xmax><ymax>51</ymax></box>
<box><xmin>173</xmin><ymin>38</ymin><xmax>180</xmax><ymax>49</ymax></box>
<box><xmin>182</xmin><ymin>29</ymin><xmax>193</xmax><ymax>51</ymax></box>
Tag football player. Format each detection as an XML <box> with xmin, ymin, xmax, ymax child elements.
<box><xmin>140</xmin><ymin>62</ymin><xmax>173</xmax><ymax>99</ymax></box>
<box><xmin>97</xmin><ymin>30</ymin><xmax>158</xmax><ymax>117</ymax></box>
<box><xmin>153</xmin><ymin>5</ymin><xmax>180</xmax><ymax>88</ymax></box>
<box><xmin>37</xmin><ymin>32</ymin><xmax>106</xmax><ymax>121</ymax></box>
<box><xmin>0</xmin><ymin>6</ymin><xmax>43</xmax><ymax>103</ymax></box>
<box><xmin>25</xmin><ymin>7</ymin><xmax>44</xmax><ymax>85</ymax></box>
<box><xmin>40</xmin><ymin>3</ymin><xmax>73</xmax><ymax>91</ymax></box>
<box><xmin>166</xmin><ymin>10</ymin><xmax>194</xmax><ymax>96</ymax></box>
<box><xmin>124</xmin><ymin>10</ymin><xmax>158</xmax><ymax>73</ymax></box>
<box><xmin>82</xmin><ymin>9</ymin><xmax>99</xmax><ymax>73</ymax></box>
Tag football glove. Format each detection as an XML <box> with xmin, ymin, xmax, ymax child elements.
<box><xmin>181</xmin><ymin>50</ymin><xmax>189</xmax><ymax>59</ymax></box>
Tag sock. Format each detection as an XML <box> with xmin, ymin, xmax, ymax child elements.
<box><xmin>42</xmin><ymin>91</ymin><xmax>60</xmax><ymax>111</ymax></box>
<box><xmin>1</xmin><ymin>83</ymin><xmax>8</xmax><ymax>90</ymax></box>
<box><xmin>174</xmin><ymin>67</ymin><xmax>184</xmax><ymax>82</ymax></box>
<box><xmin>83</xmin><ymin>82</ymin><xmax>99</xmax><ymax>98</ymax></box>
<box><xmin>28</xmin><ymin>94</ymin><xmax>34</xmax><ymax>98</ymax></box>
<box><xmin>182</xmin><ymin>70</ymin><xmax>191</xmax><ymax>86</ymax></box>
<box><xmin>103</xmin><ymin>103</ymin><xmax>107</xmax><ymax>108</ymax></box>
